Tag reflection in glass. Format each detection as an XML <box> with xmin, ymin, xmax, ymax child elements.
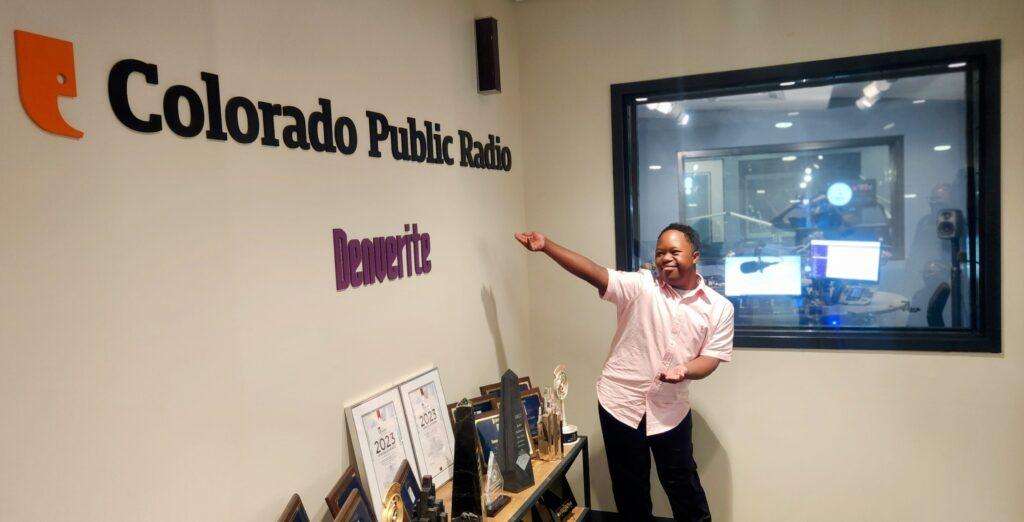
<box><xmin>636</xmin><ymin>70</ymin><xmax>971</xmax><ymax>329</ymax></box>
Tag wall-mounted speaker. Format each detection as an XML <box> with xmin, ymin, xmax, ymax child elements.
<box><xmin>475</xmin><ymin>17</ymin><xmax>501</xmax><ymax>94</ymax></box>
<box><xmin>937</xmin><ymin>208</ymin><xmax>964</xmax><ymax>239</ymax></box>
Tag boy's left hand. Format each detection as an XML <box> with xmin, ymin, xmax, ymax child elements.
<box><xmin>657</xmin><ymin>364</ymin><xmax>688</xmax><ymax>383</ymax></box>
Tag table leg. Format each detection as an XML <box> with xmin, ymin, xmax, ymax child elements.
<box><xmin>583</xmin><ymin>437</ymin><xmax>591</xmax><ymax>508</ymax></box>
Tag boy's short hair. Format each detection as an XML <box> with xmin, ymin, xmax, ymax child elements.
<box><xmin>658</xmin><ymin>223</ymin><xmax>701</xmax><ymax>253</ymax></box>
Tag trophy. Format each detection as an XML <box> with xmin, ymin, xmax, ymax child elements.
<box><xmin>411</xmin><ymin>475</ymin><xmax>447</xmax><ymax>522</ymax></box>
<box><xmin>450</xmin><ymin>399</ymin><xmax>482</xmax><ymax>519</ymax></box>
<box><xmin>553</xmin><ymin>365</ymin><xmax>578</xmax><ymax>444</ymax></box>
<box><xmin>380</xmin><ymin>482</ymin><xmax>406</xmax><ymax>522</ymax></box>
<box><xmin>537</xmin><ymin>387</ymin><xmax>563</xmax><ymax>461</ymax></box>
<box><xmin>497</xmin><ymin>369</ymin><xmax>535</xmax><ymax>492</ymax></box>
<box><xmin>483</xmin><ymin>451</ymin><xmax>510</xmax><ymax>516</ymax></box>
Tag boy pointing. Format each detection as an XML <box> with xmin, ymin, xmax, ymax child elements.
<box><xmin>515</xmin><ymin>224</ymin><xmax>733</xmax><ymax>521</ymax></box>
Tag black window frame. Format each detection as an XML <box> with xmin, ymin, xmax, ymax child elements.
<box><xmin>610</xmin><ymin>41</ymin><xmax>1001</xmax><ymax>352</ymax></box>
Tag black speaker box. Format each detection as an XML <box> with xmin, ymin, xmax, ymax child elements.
<box><xmin>937</xmin><ymin>208</ymin><xmax>964</xmax><ymax>239</ymax></box>
<box><xmin>475</xmin><ymin>17</ymin><xmax>501</xmax><ymax>93</ymax></box>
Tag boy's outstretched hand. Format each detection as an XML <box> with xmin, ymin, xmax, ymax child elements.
<box><xmin>658</xmin><ymin>364</ymin><xmax>688</xmax><ymax>383</ymax></box>
<box><xmin>514</xmin><ymin>232</ymin><xmax>547</xmax><ymax>252</ymax></box>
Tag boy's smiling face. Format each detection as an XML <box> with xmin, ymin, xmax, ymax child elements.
<box><xmin>655</xmin><ymin>229</ymin><xmax>699</xmax><ymax>287</ymax></box>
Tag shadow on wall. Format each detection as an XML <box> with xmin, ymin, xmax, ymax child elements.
<box><xmin>692</xmin><ymin>409</ymin><xmax>733</xmax><ymax>522</ymax></box>
<box><xmin>481</xmin><ymin>285</ymin><xmax>510</xmax><ymax>375</ymax></box>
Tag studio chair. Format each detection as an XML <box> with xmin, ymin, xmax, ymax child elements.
<box><xmin>278</xmin><ymin>494</ymin><xmax>311</xmax><ymax>522</ymax></box>
<box><xmin>927</xmin><ymin>282</ymin><xmax>951</xmax><ymax>327</ymax></box>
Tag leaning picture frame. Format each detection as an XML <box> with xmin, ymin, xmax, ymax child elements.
<box><xmin>278</xmin><ymin>494</ymin><xmax>311</xmax><ymax>522</ymax></box>
<box><xmin>447</xmin><ymin>395</ymin><xmax>497</xmax><ymax>429</ymax></box>
<box><xmin>335</xmin><ymin>489</ymin><xmax>374</xmax><ymax>522</ymax></box>
<box><xmin>346</xmin><ymin>387</ymin><xmax>419</xmax><ymax>521</ymax></box>
<box><xmin>398</xmin><ymin>368</ymin><xmax>456</xmax><ymax>487</ymax></box>
<box><xmin>474</xmin><ymin>407</ymin><xmax>534</xmax><ymax>464</ymax></box>
<box><xmin>480</xmin><ymin>376</ymin><xmax>532</xmax><ymax>398</ymax></box>
<box><xmin>325</xmin><ymin>465</ymin><xmax>376</xmax><ymax>520</ymax></box>
<box><xmin>520</xmin><ymin>387</ymin><xmax>543</xmax><ymax>441</ymax></box>
<box><xmin>392</xmin><ymin>459</ymin><xmax>421</xmax><ymax>519</ymax></box>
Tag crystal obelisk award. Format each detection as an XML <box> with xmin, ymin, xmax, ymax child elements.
<box><xmin>497</xmin><ymin>369</ymin><xmax>535</xmax><ymax>492</ymax></box>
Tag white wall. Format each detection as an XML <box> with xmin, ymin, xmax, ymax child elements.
<box><xmin>516</xmin><ymin>0</ymin><xmax>1024</xmax><ymax>520</ymax></box>
<box><xmin>4</xmin><ymin>1</ymin><xmax>1024</xmax><ymax>521</ymax></box>
<box><xmin>0</xmin><ymin>1</ymin><xmax>530</xmax><ymax>520</ymax></box>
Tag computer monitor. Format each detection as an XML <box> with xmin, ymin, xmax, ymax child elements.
<box><xmin>724</xmin><ymin>255</ymin><xmax>803</xmax><ymax>297</ymax></box>
<box><xmin>809</xmin><ymin>239</ymin><xmax>882</xmax><ymax>282</ymax></box>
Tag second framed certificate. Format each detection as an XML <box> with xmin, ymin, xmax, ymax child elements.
<box><xmin>399</xmin><ymin>368</ymin><xmax>456</xmax><ymax>487</ymax></box>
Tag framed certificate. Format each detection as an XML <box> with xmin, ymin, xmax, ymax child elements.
<box><xmin>326</xmin><ymin>466</ymin><xmax>375</xmax><ymax>520</ymax></box>
<box><xmin>277</xmin><ymin>494</ymin><xmax>311</xmax><ymax>522</ymax></box>
<box><xmin>346</xmin><ymin>387</ymin><xmax>419</xmax><ymax>520</ymax></box>
<box><xmin>399</xmin><ymin>368</ymin><xmax>456</xmax><ymax>487</ymax></box>
<box><xmin>474</xmin><ymin>410</ymin><xmax>501</xmax><ymax>465</ymax></box>
<box><xmin>334</xmin><ymin>489</ymin><xmax>374</xmax><ymax>522</ymax></box>
<box><xmin>480</xmin><ymin>376</ymin><xmax>532</xmax><ymax>398</ymax></box>
<box><xmin>447</xmin><ymin>395</ymin><xmax>497</xmax><ymax>429</ymax></box>
<box><xmin>393</xmin><ymin>459</ymin><xmax>421</xmax><ymax>519</ymax></box>
<box><xmin>475</xmin><ymin>408</ymin><xmax>533</xmax><ymax>464</ymax></box>
<box><xmin>520</xmin><ymin>387</ymin><xmax>543</xmax><ymax>439</ymax></box>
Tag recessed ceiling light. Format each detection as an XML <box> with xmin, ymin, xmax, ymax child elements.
<box><xmin>912</xmin><ymin>99</ymin><xmax>927</xmax><ymax>104</ymax></box>
<box><xmin>648</xmin><ymin>165</ymin><xmax>662</xmax><ymax>170</ymax></box>
<box><xmin>883</xmin><ymin>122</ymin><xmax>896</xmax><ymax>130</ymax></box>
<box><xmin>949</xmin><ymin>62</ymin><xmax>967</xmax><ymax>68</ymax></box>
<box><xmin>803</xmin><ymin>174</ymin><xmax>813</xmax><ymax>182</ymax></box>
<box><xmin>756</xmin><ymin>189</ymin><xmax>767</xmax><ymax>194</ymax></box>
<box><xmin>804</xmin><ymin>167</ymin><xmax>813</xmax><ymax>175</ymax></box>
<box><xmin>780</xmin><ymin>81</ymin><xmax>796</xmax><ymax>87</ymax></box>
<box><xmin>813</xmin><ymin>164</ymin><xmax>820</xmax><ymax>169</ymax></box>
<box><xmin>904</xmin><ymin>193</ymin><xmax>918</xmax><ymax>199</ymax></box>
<box><xmin>692</xmin><ymin>164</ymin><xmax>700</xmax><ymax>171</ymax></box>
<box><xmin>817</xmin><ymin>155</ymin><xmax>824</xmax><ymax>160</ymax></box>
<box><xmin>656</xmin><ymin>102</ymin><xmax>673</xmax><ymax>114</ymax></box>
<box><xmin>788</xmin><ymin>111</ymin><xmax>800</xmax><ymax>116</ymax></box>
<box><xmin>636</xmin><ymin>97</ymin><xmax>648</xmax><ymax>102</ymax></box>
<box><xmin>863</xmin><ymin>83</ymin><xmax>881</xmax><ymax>99</ymax></box>
<box><xmin>799</xmin><ymin>182</ymin><xmax>808</xmax><ymax>189</ymax></box>
<box><xmin>782</xmin><ymin>155</ymin><xmax>797</xmax><ymax>162</ymax></box>
<box><xmin>934</xmin><ymin>145</ymin><xmax>952</xmax><ymax>152</ymax></box>
<box><xmin>775</xmin><ymin>121</ymin><xmax>794</xmax><ymax>129</ymax></box>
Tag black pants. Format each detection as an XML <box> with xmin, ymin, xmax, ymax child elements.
<box><xmin>599</xmin><ymin>405</ymin><xmax>711</xmax><ymax>521</ymax></box>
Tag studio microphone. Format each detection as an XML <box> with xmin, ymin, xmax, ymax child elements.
<box><xmin>740</xmin><ymin>259</ymin><xmax>780</xmax><ymax>273</ymax></box>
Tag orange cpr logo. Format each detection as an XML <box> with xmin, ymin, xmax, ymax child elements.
<box><xmin>14</xmin><ymin>30</ymin><xmax>83</xmax><ymax>138</ymax></box>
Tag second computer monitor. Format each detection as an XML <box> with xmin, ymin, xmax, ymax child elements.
<box><xmin>809</xmin><ymin>239</ymin><xmax>882</xmax><ymax>282</ymax></box>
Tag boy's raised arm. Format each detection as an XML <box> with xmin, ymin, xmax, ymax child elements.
<box><xmin>514</xmin><ymin>232</ymin><xmax>609</xmax><ymax>294</ymax></box>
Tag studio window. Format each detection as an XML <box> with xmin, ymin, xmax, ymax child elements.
<box><xmin>611</xmin><ymin>41</ymin><xmax>1001</xmax><ymax>351</ymax></box>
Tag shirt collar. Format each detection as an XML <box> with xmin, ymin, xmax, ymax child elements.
<box><xmin>659</xmin><ymin>273</ymin><xmax>706</xmax><ymax>300</ymax></box>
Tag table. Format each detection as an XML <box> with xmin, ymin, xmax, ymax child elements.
<box><xmin>435</xmin><ymin>436</ymin><xmax>591</xmax><ymax>521</ymax></box>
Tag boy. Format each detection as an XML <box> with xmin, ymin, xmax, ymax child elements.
<box><xmin>514</xmin><ymin>223</ymin><xmax>733</xmax><ymax>521</ymax></box>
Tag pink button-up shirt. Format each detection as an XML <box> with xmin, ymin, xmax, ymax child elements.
<box><xmin>597</xmin><ymin>268</ymin><xmax>734</xmax><ymax>435</ymax></box>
